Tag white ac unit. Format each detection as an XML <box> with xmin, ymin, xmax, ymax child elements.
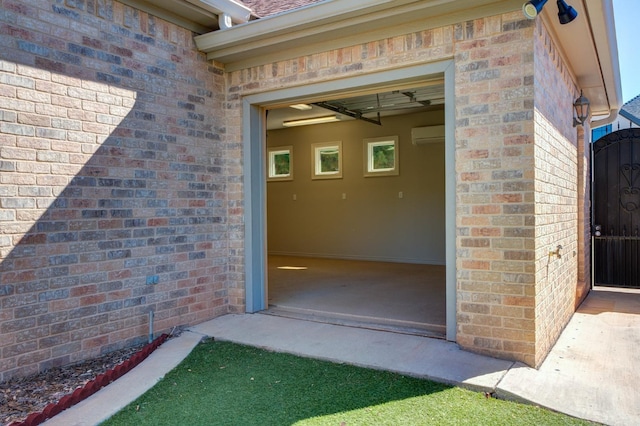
<box><xmin>411</xmin><ymin>125</ymin><xmax>445</xmax><ymax>145</ymax></box>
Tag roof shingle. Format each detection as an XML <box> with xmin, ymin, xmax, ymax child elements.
<box><xmin>619</xmin><ymin>95</ymin><xmax>640</xmax><ymax>126</ymax></box>
<box><xmin>240</xmin><ymin>0</ymin><xmax>326</xmax><ymax>18</ymax></box>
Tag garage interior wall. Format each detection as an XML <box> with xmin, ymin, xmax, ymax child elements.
<box><xmin>266</xmin><ymin>110</ymin><xmax>445</xmax><ymax>264</ymax></box>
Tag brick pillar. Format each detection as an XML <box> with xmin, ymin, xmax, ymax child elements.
<box><xmin>454</xmin><ymin>13</ymin><xmax>537</xmax><ymax>365</ymax></box>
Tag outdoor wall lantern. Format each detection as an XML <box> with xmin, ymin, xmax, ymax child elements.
<box><xmin>573</xmin><ymin>91</ymin><xmax>590</xmax><ymax>127</ymax></box>
<box><xmin>523</xmin><ymin>0</ymin><xmax>578</xmax><ymax>24</ymax></box>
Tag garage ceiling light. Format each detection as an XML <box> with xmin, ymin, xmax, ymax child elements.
<box><xmin>289</xmin><ymin>104</ymin><xmax>313</xmax><ymax>110</ymax></box>
<box><xmin>282</xmin><ymin>115</ymin><xmax>341</xmax><ymax>127</ymax></box>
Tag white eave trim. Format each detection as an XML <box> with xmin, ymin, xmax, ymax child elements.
<box><xmin>195</xmin><ymin>0</ymin><xmax>524</xmax><ymax>71</ymax></box>
<box><xmin>585</xmin><ymin>0</ymin><xmax>622</xmax><ymax>126</ymax></box>
<box><xmin>543</xmin><ymin>0</ymin><xmax>621</xmax><ymax>121</ymax></box>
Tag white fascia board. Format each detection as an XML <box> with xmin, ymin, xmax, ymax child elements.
<box><xmin>585</xmin><ymin>0</ymin><xmax>622</xmax><ymax>125</ymax></box>
<box><xmin>195</xmin><ymin>0</ymin><xmax>402</xmax><ymax>51</ymax></box>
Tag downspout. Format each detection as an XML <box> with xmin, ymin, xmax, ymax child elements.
<box><xmin>590</xmin><ymin>108</ymin><xmax>618</xmax><ymax>128</ymax></box>
<box><xmin>219</xmin><ymin>13</ymin><xmax>233</xmax><ymax>30</ymax></box>
<box><xmin>198</xmin><ymin>0</ymin><xmax>252</xmax><ymax>27</ymax></box>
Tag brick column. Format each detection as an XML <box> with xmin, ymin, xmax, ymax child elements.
<box><xmin>454</xmin><ymin>13</ymin><xmax>537</xmax><ymax>365</ymax></box>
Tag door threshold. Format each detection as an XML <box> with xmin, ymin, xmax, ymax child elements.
<box><xmin>263</xmin><ymin>305</ymin><xmax>446</xmax><ymax>339</ymax></box>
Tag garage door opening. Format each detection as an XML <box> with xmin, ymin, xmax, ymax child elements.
<box><xmin>242</xmin><ymin>61</ymin><xmax>457</xmax><ymax>341</ymax></box>
<box><xmin>264</xmin><ymin>86</ymin><xmax>446</xmax><ymax>337</ymax></box>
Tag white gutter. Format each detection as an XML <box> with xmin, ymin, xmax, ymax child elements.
<box><xmin>586</xmin><ymin>0</ymin><xmax>622</xmax><ymax>127</ymax></box>
<box><xmin>591</xmin><ymin>109</ymin><xmax>618</xmax><ymax>128</ymax></box>
<box><xmin>186</xmin><ymin>0</ymin><xmax>252</xmax><ymax>25</ymax></box>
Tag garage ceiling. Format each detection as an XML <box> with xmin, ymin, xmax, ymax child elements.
<box><xmin>267</xmin><ymin>82</ymin><xmax>445</xmax><ymax>130</ymax></box>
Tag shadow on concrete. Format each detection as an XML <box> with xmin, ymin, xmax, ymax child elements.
<box><xmin>578</xmin><ymin>287</ymin><xmax>640</xmax><ymax>316</ymax></box>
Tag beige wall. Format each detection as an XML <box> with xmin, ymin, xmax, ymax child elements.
<box><xmin>266</xmin><ymin>111</ymin><xmax>445</xmax><ymax>264</ymax></box>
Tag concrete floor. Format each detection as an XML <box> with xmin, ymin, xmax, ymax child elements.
<box><xmin>267</xmin><ymin>255</ymin><xmax>446</xmax><ymax>336</ymax></box>
<box><xmin>45</xmin><ymin>286</ymin><xmax>640</xmax><ymax>426</ymax></box>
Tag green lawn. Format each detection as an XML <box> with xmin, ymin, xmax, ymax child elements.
<box><xmin>104</xmin><ymin>340</ymin><xmax>594</xmax><ymax>425</ymax></box>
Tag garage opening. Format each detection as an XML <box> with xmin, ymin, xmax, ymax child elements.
<box><xmin>242</xmin><ymin>62</ymin><xmax>456</xmax><ymax>341</ymax></box>
<box><xmin>264</xmin><ymin>85</ymin><xmax>446</xmax><ymax>337</ymax></box>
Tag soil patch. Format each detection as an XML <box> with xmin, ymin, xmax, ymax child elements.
<box><xmin>1</xmin><ymin>345</ymin><xmax>144</xmax><ymax>426</ymax></box>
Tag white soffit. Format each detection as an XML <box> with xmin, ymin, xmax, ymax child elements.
<box><xmin>543</xmin><ymin>0</ymin><xmax>621</xmax><ymax>118</ymax></box>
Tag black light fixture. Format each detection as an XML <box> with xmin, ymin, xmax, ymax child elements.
<box><xmin>523</xmin><ymin>0</ymin><xmax>578</xmax><ymax>24</ymax></box>
<box><xmin>522</xmin><ymin>0</ymin><xmax>547</xmax><ymax>19</ymax></box>
<box><xmin>573</xmin><ymin>91</ymin><xmax>590</xmax><ymax>127</ymax></box>
<box><xmin>556</xmin><ymin>0</ymin><xmax>578</xmax><ymax>24</ymax></box>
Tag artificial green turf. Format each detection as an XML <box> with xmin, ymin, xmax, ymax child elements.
<box><xmin>103</xmin><ymin>340</ymin><xmax>594</xmax><ymax>426</ymax></box>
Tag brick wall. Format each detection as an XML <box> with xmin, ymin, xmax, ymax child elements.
<box><xmin>455</xmin><ymin>16</ymin><xmax>582</xmax><ymax>367</ymax></box>
<box><xmin>0</xmin><ymin>1</ymin><xmax>590</xmax><ymax>376</ymax></box>
<box><xmin>531</xmin><ymin>19</ymin><xmax>580</xmax><ymax>366</ymax></box>
<box><xmin>223</xmin><ymin>18</ymin><xmax>457</xmax><ymax>313</ymax></box>
<box><xmin>0</xmin><ymin>0</ymin><xmax>229</xmax><ymax>381</ymax></box>
<box><xmin>453</xmin><ymin>14</ymin><xmax>539</xmax><ymax>365</ymax></box>
<box><xmin>226</xmin><ymin>11</ymin><xmax>585</xmax><ymax>367</ymax></box>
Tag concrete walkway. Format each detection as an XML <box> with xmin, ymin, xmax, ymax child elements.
<box><xmin>44</xmin><ymin>287</ymin><xmax>640</xmax><ymax>426</ymax></box>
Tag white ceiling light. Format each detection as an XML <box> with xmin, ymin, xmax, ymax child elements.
<box><xmin>289</xmin><ymin>104</ymin><xmax>313</xmax><ymax>110</ymax></box>
<box><xmin>282</xmin><ymin>115</ymin><xmax>341</xmax><ymax>127</ymax></box>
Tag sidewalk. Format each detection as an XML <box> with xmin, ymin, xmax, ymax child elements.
<box><xmin>44</xmin><ymin>287</ymin><xmax>640</xmax><ymax>426</ymax></box>
<box><xmin>497</xmin><ymin>287</ymin><xmax>640</xmax><ymax>425</ymax></box>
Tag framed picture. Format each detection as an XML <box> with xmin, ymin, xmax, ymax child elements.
<box><xmin>311</xmin><ymin>141</ymin><xmax>342</xmax><ymax>180</ymax></box>
<box><xmin>267</xmin><ymin>146</ymin><xmax>293</xmax><ymax>181</ymax></box>
<box><xmin>363</xmin><ymin>136</ymin><xmax>399</xmax><ymax>177</ymax></box>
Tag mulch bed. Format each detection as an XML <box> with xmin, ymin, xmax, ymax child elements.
<box><xmin>0</xmin><ymin>344</ymin><xmax>145</xmax><ymax>426</ymax></box>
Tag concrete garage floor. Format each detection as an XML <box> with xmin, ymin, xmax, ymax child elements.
<box><xmin>266</xmin><ymin>255</ymin><xmax>447</xmax><ymax>337</ymax></box>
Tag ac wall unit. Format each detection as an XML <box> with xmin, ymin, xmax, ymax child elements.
<box><xmin>411</xmin><ymin>125</ymin><xmax>445</xmax><ymax>145</ymax></box>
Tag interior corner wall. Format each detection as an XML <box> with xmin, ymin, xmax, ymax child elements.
<box><xmin>266</xmin><ymin>110</ymin><xmax>445</xmax><ymax>264</ymax></box>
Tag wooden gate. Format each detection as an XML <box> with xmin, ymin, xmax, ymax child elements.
<box><xmin>592</xmin><ymin>128</ymin><xmax>640</xmax><ymax>288</ymax></box>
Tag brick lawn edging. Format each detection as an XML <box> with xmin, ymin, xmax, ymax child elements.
<box><xmin>8</xmin><ymin>333</ymin><xmax>169</xmax><ymax>426</ymax></box>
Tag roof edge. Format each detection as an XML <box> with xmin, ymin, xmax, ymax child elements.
<box><xmin>118</xmin><ymin>0</ymin><xmax>251</xmax><ymax>34</ymax></box>
<box><xmin>586</xmin><ymin>0</ymin><xmax>622</xmax><ymax>125</ymax></box>
<box><xmin>194</xmin><ymin>0</ymin><xmax>525</xmax><ymax>71</ymax></box>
